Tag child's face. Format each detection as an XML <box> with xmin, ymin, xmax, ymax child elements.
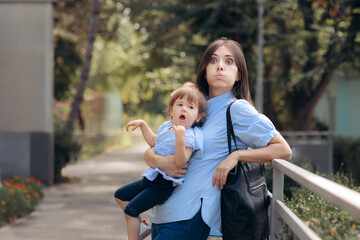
<box><xmin>170</xmin><ymin>97</ymin><xmax>202</xmax><ymax>129</ymax></box>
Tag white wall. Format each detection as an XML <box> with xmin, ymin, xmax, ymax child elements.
<box><xmin>0</xmin><ymin>2</ymin><xmax>53</xmax><ymax>132</ymax></box>
<box><xmin>0</xmin><ymin>1</ymin><xmax>54</xmax><ymax>185</ymax></box>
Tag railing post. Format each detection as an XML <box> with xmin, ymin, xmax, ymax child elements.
<box><xmin>271</xmin><ymin>165</ymin><xmax>284</xmax><ymax>239</ymax></box>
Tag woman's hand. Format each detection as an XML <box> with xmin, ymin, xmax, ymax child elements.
<box><xmin>160</xmin><ymin>155</ymin><xmax>188</xmax><ymax>178</ymax></box>
<box><xmin>212</xmin><ymin>152</ymin><xmax>239</xmax><ymax>189</ymax></box>
<box><xmin>144</xmin><ymin>148</ymin><xmax>187</xmax><ymax>178</ymax></box>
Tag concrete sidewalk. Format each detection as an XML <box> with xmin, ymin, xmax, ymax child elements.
<box><xmin>0</xmin><ymin>144</ymin><xmax>151</xmax><ymax>240</ymax></box>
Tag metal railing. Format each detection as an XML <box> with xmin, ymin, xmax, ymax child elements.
<box><xmin>270</xmin><ymin>159</ymin><xmax>360</xmax><ymax>240</ymax></box>
<box><xmin>281</xmin><ymin>131</ymin><xmax>333</xmax><ymax>174</ymax></box>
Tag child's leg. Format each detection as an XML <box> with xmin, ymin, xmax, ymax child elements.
<box><xmin>124</xmin><ymin>214</ymin><xmax>141</xmax><ymax>240</ymax></box>
<box><xmin>114</xmin><ymin>179</ymin><xmax>143</xmax><ymax>204</ymax></box>
<box><xmin>114</xmin><ymin>197</ymin><xmax>142</xmax><ymax>223</ymax></box>
<box><xmin>123</xmin><ymin>185</ymin><xmax>173</xmax><ymax>240</ymax></box>
<box><xmin>114</xmin><ymin>177</ymin><xmax>174</xmax><ymax>239</ymax></box>
<box><xmin>114</xmin><ymin>180</ymin><xmax>144</xmax><ymax>239</ymax></box>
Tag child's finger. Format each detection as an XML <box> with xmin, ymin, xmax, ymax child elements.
<box><xmin>126</xmin><ymin>122</ymin><xmax>135</xmax><ymax>132</ymax></box>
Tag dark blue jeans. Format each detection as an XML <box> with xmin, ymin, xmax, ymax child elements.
<box><xmin>151</xmin><ymin>208</ymin><xmax>210</xmax><ymax>240</ymax></box>
<box><xmin>114</xmin><ymin>175</ymin><xmax>175</xmax><ymax>218</ymax></box>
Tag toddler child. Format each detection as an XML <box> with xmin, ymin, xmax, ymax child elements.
<box><xmin>114</xmin><ymin>82</ymin><xmax>206</xmax><ymax>240</ymax></box>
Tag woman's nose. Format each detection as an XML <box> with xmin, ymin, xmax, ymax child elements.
<box><xmin>217</xmin><ymin>63</ymin><xmax>224</xmax><ymax>71</ymax></box>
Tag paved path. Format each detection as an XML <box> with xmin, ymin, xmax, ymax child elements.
<box><xmin>0</xmin><ymin>144</ymin><xmax>151</xmax><ymax>240</ymax></box>
<box><xmin>0</xmin><ymin>144</ymin><xmax>221</xmax><ymax>240</ymax></box>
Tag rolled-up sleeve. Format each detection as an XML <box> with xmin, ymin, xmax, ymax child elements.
<box><xmin>186</xmin><ymin>127</ymin><xmax>203</xmax><ymax>162</ymax></box>
<box><xmin>230</xmin><ymin>100</ymin><xmax>279</xmax><ymax>149</ymax></box>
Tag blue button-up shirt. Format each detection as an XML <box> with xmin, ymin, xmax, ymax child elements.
<box><xmin>150</xmin><ymin>91</ymin><xmax>278</xmax><ymax>235</ymax></box>
<box><xmin>142</xmin><ymin>120</ymin><xmax>196</xmax><ymax>186</ymax></box>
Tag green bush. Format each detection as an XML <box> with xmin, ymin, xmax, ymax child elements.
<box><xmin>54</xmin><ymin>117</ymin><xmax>82</xmax><ymax>182</ymax></box>
<box><xmin>333</xmin><ymin>136</ymin><xmax>360</xmax><ymax>185</ymax></box>
<box><xmin>284</xmin><ymin>172</ymin><xmax>360</xmax><ymax>239</ymax></box>
<box><xmin>0</xmin><ymin>176</ymin><xmax>44</xmax><ymax>227</ymax></box>
<box><xmin>267</xmin><ymin>137</ymin><xmax>360</xmax><ymax>239</ymax></box>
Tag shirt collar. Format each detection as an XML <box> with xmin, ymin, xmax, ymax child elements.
<box><xmin>206</xmin><ymin>91</ymin><xmax>235</xmax><ymax>116</ymax></box>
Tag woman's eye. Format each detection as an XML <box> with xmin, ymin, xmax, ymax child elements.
<box><xmin>210</xmin><ymin>58</ymin><xmax>217</xmax><ymax>64</ymax></box>
<box><xmin>225</xmin><ymin>59</ymin><xmax>234</xmax><ymax>64</ymax></box>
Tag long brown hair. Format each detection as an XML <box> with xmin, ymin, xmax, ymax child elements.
<box><xmin>195</xmin><ymin>37</ymin><xmax>252</xmax><ymax>102</ymax></box>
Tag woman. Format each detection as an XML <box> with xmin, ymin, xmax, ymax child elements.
<box><xmin>144</xmin><ymin>37</ymin><xmax>292</xmax><ymax>239</ymax></box>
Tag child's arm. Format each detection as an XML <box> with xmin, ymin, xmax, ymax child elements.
<box><xmin>173</xmin><ymin>125</ymin><xmax>193</xmax><ymax>168</ymax></box>
<box><xmin>144</xmin><ymin>148</ymin><xmax>187</xmax><ymax>178</ymax></box>
<box><xmin>126</xmin><ymin>119</ymin><xmax>156</xmax><ymax>147</ymax></box>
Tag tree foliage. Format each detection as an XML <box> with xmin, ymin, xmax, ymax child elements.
<box><xmin>53</xmin><ymin>0</ymin><xmax>126</xmax><ymax>101</ymax></box>
<box><xmin>66</xmin><ymin>0</ymin><xmax>100</xmax><ymax>131</ymax></box>
<box><xmin>265</xmin><ymin>0</ymin><xmax>360</xmax><ymax>130</ymax></box>
<box><xmin>53</xmin><ymin>0</ymin><xmax>91</xmax><ymax>101</ymax></box>
<box><xmin>89</xmin><ymin>1</ymin><xmax>199</xmax><ymax>117</ymax></box>
<box><xmin>54</xmin><ymin>0</ymin><xmax>360</xmax><ymax>130</ymax></box>
<box><xmin>122</xmin><ymin>0</ymin><xmax>360</xmax><ymax>130</ymax></box>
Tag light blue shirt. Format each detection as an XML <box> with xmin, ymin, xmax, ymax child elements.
<box><xmin>142</xmin><ymin>120</ymin><xmax>196</xmax><ymax>186</ymax></box>
<box><xmin>150</xmin><ymin>91</ymin><xmax>278</xmax><ymax>235</ymax></box>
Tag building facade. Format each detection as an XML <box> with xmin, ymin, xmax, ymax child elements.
<box><xmin>314</xmin><ymin>68</ymin><xmax>360</xmax><ymax>136</ymax></box>
<box><xmin>0</xmin><ymin>0</ymin><xmax>54</xmax><ymax>185</ymax></box>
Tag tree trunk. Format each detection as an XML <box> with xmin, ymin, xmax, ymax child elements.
<box><xmin>290</xmin><ymin>67</ymin><xmax>334</xmax><ymax>131</ymax></box>
<box><xmin>66</xmin><ymin>0</ymin><xmax>100</xmax><ymax>130</ymax></box>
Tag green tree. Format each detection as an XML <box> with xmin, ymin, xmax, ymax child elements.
<box><xmin>89</xmin><ymin>1</ymin><xmax>198</xmax><ymax>119</ymax></box>
<box><xmin>54</xmin><ymin>0</ymin><xmax>198</xmax><ymax>126</ymax></box>
<box><xmin>121</xmin><ymin>0</ymin><xmax>360</xmax><ymax>130</ymax></box>
<box><xmin>53</xmin><ymin>0</ymin><xmax>126</xmax><ymax>102</ymax></box>
<box><xmin>54</xmin><ymin>39</ymin><xmax>82</xmax><ymax>101</ymax></box>
<box><xmin>53</xmin><ymin>0</ymin><xmax>92</xmax><ymax>101</ymax></box>
<box><xmin>122</xmin><ymin>0</ymin><xmax>261</xmax><ymax>95</ymax></box>
<box><xmin>265</xmin><ymin>0</ymin><xmax>360</xmax><ymax>130</ymax></box>
<box><xmin>66</xmin><ymin>0</ymin><xmax>100</xmax><ymax>130</ymax></box>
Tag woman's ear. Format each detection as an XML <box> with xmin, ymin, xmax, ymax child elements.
<box><xmin>236</xmin><ymin>72</ymin><xmax>241</xmax><ymax>82</ymax></box>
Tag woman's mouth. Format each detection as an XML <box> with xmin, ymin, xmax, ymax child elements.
<box><xmin>215</xmin><ymin>74</ymin><xmax>224</xmax><ymax>79</ymax></box>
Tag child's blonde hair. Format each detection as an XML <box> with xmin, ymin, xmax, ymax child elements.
<box><xmin>166</xmin><ymin>82</ymin><xmax>206</xmax><ymax>127</ymax></box>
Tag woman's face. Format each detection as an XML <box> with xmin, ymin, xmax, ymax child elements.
<box><xmin>205</xmin><ymin>45</ymin><xmax>239</xmax><ymax>98</ymax></box>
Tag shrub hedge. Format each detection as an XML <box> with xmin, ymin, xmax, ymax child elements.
<box><xmin>54</xmin><ymin>117</ymin><xmax>82</xmax><ymax>182</ymax></box>
<box><xmin>333</xmin><ymin>136</ymin><xmax>360</xmax><ymax>185</ymax></box>
<box><xmin>284</xmin><ymin>173</ymin><xmax>360</xmax><ymax>239</ymax></box>
<box><xmin>0</xmin><ymin>175</ymin><xmax>44</xmax><ymax>227</ymax></box>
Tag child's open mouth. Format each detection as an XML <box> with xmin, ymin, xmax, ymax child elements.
<box><xmin>179</xmin><ymin>115</ymin><xmax>186</xmax><ymax>120</ymax></box>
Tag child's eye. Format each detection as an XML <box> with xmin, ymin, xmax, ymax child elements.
<box><xmin>189</xmin><ymin>106</ymin><xmax>194</xmax><ymax>110</ymax></box>
<box><xmin>178</xmin><ymin>103</ymin><xmax>183</xmax><ymax>107</ymax></box>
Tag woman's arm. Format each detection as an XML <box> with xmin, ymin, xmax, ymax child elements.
<box><xmin>212</xmin><ymin>134</ymin><xmax>292</xmax><ymax>189</ymax></box>
<box><xmin>144</xmin><ymin>147</ymin><xmax>188</xmax><ymax>178</ymax></box>
<box><xmin>232</xmin><ymin>134</ymin><xmax>291</xmax><ymax>163</ymax></box>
